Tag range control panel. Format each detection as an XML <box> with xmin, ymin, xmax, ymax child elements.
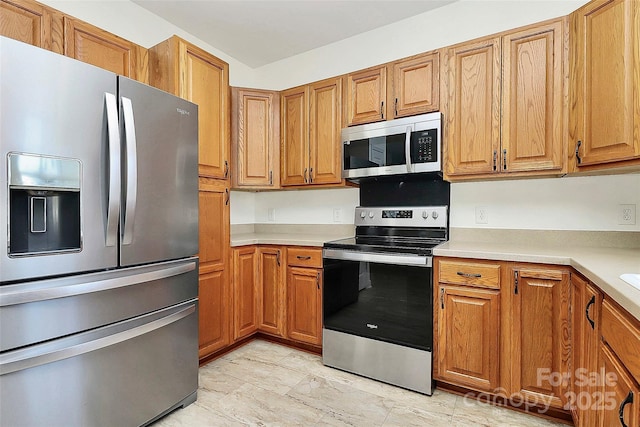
<box><xmin>355</xmin><ymin>206</ymin><xmax>448</xmax><ymax>228</ymax></box>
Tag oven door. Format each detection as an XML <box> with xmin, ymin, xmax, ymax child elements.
<box><xmin>322</xmin><ymin>249</ymin><xmax>433</xmax><ymax>351</ymax></box>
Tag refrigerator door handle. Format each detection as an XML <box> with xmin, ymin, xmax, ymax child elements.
<box><xmin>0</xmin><ymin>303</ymin><xmax>196</xmax><ymax>375</ymax></box>
<box><xmin>104</xmin><ymin>92</ymin><xmax>121</xmax><ymax>247</ymax></box>
<box><xmin>0</xmin><ymin>260</ymin><xmax>196</xmax><ymax>307</ymax></box>
<box><xmin>121</xmin><ymin>96</ymin><xmax>138</xmax><ymax>245</ymax></box>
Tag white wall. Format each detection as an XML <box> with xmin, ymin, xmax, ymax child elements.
<box><xmin>253</xmin><ymin>0</ymin><xmax>589</xmax><ymax>90</ymax></box>
<box><xmin>231</xmin><ymin>188</ymin><xmax>359</xmax><ymax>225</ymax></box>
<box><xmin>451</xmin><ymin>174</ymin><xmax>640</xmax><ymax>231</ymax></box>
<box><xmin>39</xmin><ymin>0</ymin><xmax>258</xmax><ymax>86</ymax></box>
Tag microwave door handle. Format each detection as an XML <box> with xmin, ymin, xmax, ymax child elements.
<box><xmin>104</xmin><ymin>92</ymin><xmax>121</xmax><ymax>247</ymax></box>
<box><xmin>121</xmin><ymin>97</ymin><xmax>137</xmax><ymax>245</ymax></box>
<box><xmin>405</xmin><ymin>126</ymin><xmax>413</xmax><ymax>172</ymax></box>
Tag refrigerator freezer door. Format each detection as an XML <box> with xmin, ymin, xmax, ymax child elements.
<box><xmin>0</xmin><ymin>300</ymin><xmax>198</xmax><ymax>427</ymax></box>
<box><xmin>118</xmin><ymin>77</ymin><xmax>199</xmax><ymax>267</ymax></box>
<box><xmin>0</xmin><ymin>36</ymin><xmax>119</xmax><ymax>283</ymax></box>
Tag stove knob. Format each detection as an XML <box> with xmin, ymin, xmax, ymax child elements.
<box><xmin>432</xmin><ymin>211</ymin><xmax>439</xmax><ymax>220</ymax></box>
<box><xmin>422</xmin><ymin>211</ymin><xmax>428</xmax><ymax>219</ymax></box>
<box><xmin>369</xmin><ymin>211</ymin><xmax>374</xmax><ymax>218</ymax></box>
<box><xmin>360</xmin><ymin>211</ymin><xmax>366</xmax><ymax>219</ymax></box>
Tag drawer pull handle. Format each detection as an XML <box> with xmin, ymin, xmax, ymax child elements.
<box><xmin>297</xmin><ymin>256</ymin><xmax>312</xmax><ymax>260</ymax></box>
<box><xmin>457</xmin><ymin>272</ymin><xmax>481</xmax><ymax>278</ymax></box>
<box><xmin>585</xmin><ymin>295</ymin><xmax>596</xmax><ymax>330</ymax></box>
<box><xmin>619</xmin><ymin>391</ymin><xmax>633</xmax><ymax>427</ymax></box>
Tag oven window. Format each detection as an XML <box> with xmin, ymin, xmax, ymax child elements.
<box><xmin>323</xmin><ymin>258</ymin><xmax>432</xmax><ymax>351</ymax></box>
<box><xmin>343</xmin><ymin>134</ymin><xmax>406</xmax><ymax>169</ymax></box>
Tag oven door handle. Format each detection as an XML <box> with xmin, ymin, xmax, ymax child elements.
<box><xmin>323</xmin><ymin>249</ymin><xmax>432</xmax><ymax>267</ymax></box>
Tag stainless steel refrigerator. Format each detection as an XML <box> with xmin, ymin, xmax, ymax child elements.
<box><xmin>0</xmin><ymin>36</ymin><xmax>199</xmax><ymax>426</ymax></box>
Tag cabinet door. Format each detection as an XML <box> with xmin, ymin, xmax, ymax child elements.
<box><xmin>287</xmin><ymin>267</ymin><xmax>322</xmax><ymax>346</ymax></box>
<box><xmin>281</xmin><ymin>86</ymin><xmax>309</xmax><ymax>186</ymax></box>
<box><xmin>198</xmin><ymin>270</ymin><xmax>230</xmax><ymax>358</ymax></box>
<box><xmin>443</xmin><ymin>37</ymin><xmax>501</xmax><ymax>177</ymax></box>
<box><xmin>181</xmin><ymin>42</ymin><xmax>229</xmax><ymax>179</ymax></box>
<box><xmin>598</xmin><ymin>344</ymin><xmax>639</xmax><ymax>427</ymax></box>
<box><xmin>309</xmin><ymin>77</ymin><xmax>342</xmax><ymax>185</ymax></box>
<box><xmin>571</xmin><ymin>0</ymin><xmax>640</xmax><ymax>168</ymax></box>
<box><xmin>233</xmin><ymin>246</ymin><xmax>257</xmax><ymax>341</ymax></box>
<box><xmin>572</xmin><ymin>274</ymin><xmax>602</xmax><ymax>426</ymax></box>
<box><xmin>63</xmin><ymin>17</ymin><xmax>142</xmax><ymax>79</ymax></box>
<box><xmin>346</xmin><ymin>65</ymin><xmax>387</xmax><ymax>125</ymax></box>
<box><xmin>436</xmin><ymin>285</ymin><xmax>500</xmax><ymax>392</ymax></box>
<box><xmin>391</xmin><ymin>52</ymin><xmax>439</xmax><ymax>118</ymax></box>
<box><xmin>198</xmin><ymin>178</ymin><xmax>229</xmax><ymax>274</ymax></box>
<box><xmin>1</xmin><ymin>0</ymin><xmax>54</xmax><ymax>50</ymax></box>
<box><xmin>502</xmin><ymin>20</ymin><xmax>564</xmax><ymax>173</ymax></box>
<box><xmin>511</xmin><ymin>267</ymin><xmax>571</xmax><ymax>409</ymax></box>
<box><xmin>232</xmin><ymin>88</ymin><xmax>279</xmax><ymax>188</ymax></box>
<box><xmin>258</xmin><ymin>247</ymin><xmax>285</xmax><ymax>337</ymax></box>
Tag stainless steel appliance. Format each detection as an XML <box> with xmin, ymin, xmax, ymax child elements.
<box><xmin>322</xmin><ymin>205</ymin><xmax>448</xmax><ymax>395</ymax></box>
<box><xmin>0</xmin><ymin>37</ymin><xmax>199</xmax><ymax>426</ymax></box>
<box><xmin>342</xmin><ymin>112</ymin><xmax>441</xmax><ymax>180</ymax></box>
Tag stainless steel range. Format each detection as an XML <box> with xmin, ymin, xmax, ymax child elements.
<box><xmin>322</xmin><ymin>205</ymin><xmax>448</xmax><ymax>395</ymax></box>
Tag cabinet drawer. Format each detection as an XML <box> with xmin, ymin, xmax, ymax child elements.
<box><xmin>287</xmin><ymin>247</ymin><xmax>322</xmax><ymax>268</ymax></box>
<box><xmin>438</xmin><ymin>260</ymin><xmax>501</xmax><ymax>289</ymax></box>
<box><xmin>601</xmin><ymin>298</ymin><xmax>640</xmax><ymax>380</ymax></box>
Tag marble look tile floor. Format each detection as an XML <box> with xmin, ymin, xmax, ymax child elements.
<box><xmin>153</xmin><ymin>340</ymin><xmax>567</xmax><ymax>427</ymax></box>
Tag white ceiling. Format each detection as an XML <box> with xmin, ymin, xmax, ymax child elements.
<box><xmin>132</xmin><ymin>0</ymin><xmax>457</xmax><ymax>68</ymax></box>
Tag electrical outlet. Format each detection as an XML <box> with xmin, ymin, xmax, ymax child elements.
<box><xmin>333</xmin><ymin>208</ymin><xmax>342</xmax><ymax>223</ymax></box>
<box><xmin>618</xmin><ymin>204</ymin><xmax>636</xmax><ymax>225</ymax></box>
<box><xmin>267</xmin><ymin>208</ymin><xmax>276</xmax><ymax>222</ymax></box>
<box><xmin>475</xmin><ymin>207</ymin><xmax>488</xmax><ymax>224</ymax></box>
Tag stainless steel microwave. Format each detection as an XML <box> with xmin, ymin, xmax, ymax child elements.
<box><xmin>342</xmin><ymin>112</ymin><xmax>441</xmax><ymax>180</ymax></box>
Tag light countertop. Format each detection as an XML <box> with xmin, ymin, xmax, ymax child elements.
<box><xmin>230</xmin><ymin>223</ymin><xmax>354</xmax><ymax>248</ymax></box>
<box><xmin>434</xmin><ymin>236</ymin><xmax>640</xmax><ymax>321</ymax></box>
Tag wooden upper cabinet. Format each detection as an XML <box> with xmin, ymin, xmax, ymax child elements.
<box><xmin>502</xmin><ymin>20</ymin><xmax>564</xmax><ymax>173</ymax></box>
<box><xmin>391</xmin><ymin>51</ymin><xmax>439</xmax><ymax>119</ymax></box>
<box><xmin>150</xmin><ymin>36</ymin><xmax>229</xmax><ymax>178</ymax></box>
<box><xmin>308</xmin><ymin>77</ymin><xmax>342</xmax><ymax>185</ymax></box>
<box><xmin>1</xmin><ymin>0</ymin><xmax>60</xmax><ymax>51</ymax></box>
<box><xmin>570</xmin><ymin>0</ymin><xmax>640</xmax><ymax>170</ymax></box>
<box><xmin>232</xmin><ymin>246</ymin><xmax>258</xmax><ymax>341</ymax></box>
<box><xmin>231</xmin><ymin>88</ymin><xmax>280</xmax><ymax>189</ymax></box>
<box><xmin>510</xmin><ymin>267</ymin><xmax>571</xmax><ymax>409</ymax></box>
<box><xmin>281</xmin><ymin>77</ymin><xmax>342</xmax><ymax>187</ymax></box>
<box><xmin>280</xmin><ymin>86</ymin><xmax>309</xmax><ymax>186</ymax></box>
<box><xmin>443</xmin><ymin>36</ymin><xmax>501</xmax><ymax>177</ymax></box>
<box><xmin>444</xmin><ymin>19</ymin><xmax>567</xmax><ymax>180</ymax></box>
<box><xmin>63</xmin><ymin>17</ymin><xmax>144</xmax><ymax>80</ymax></box>
<box><xmin>346</xmin><ymin>65</ymin><xmax>387</xmax><ymax>125</ymax></box>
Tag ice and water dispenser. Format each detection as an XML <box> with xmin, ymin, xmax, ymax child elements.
<box><xmin>8</xmin><ymin>153</ymin><xmax>81</xmax><ymax>256</ymax></box>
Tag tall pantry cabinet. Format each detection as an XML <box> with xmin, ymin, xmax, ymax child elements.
<box><xmin>149</xmin><ymin>36</ymin><xmax>231</xmax><ymax>360</ymax></box>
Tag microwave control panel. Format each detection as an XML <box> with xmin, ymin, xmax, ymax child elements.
<box><xmin>411</xmin><ymin>129</ymin><xmax>438</xmax><ymax>163</ymax></box>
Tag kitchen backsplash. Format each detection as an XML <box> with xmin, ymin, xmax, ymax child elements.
<box><xmin>231</xmin><ymin>173</ymin><xmax>640</xmax><ymax>232</ymax></box>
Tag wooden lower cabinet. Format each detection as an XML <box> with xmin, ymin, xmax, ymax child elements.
<box><xmin>599</xmin><ymin>343</ymin><xmax>639</xmax><ymax>427</ymax></box>
<box><xmin>287</xmin><ymin>266</ymin><xmax>322</xmax><ymax>346</ymax></box>
<box><xmin>572</xmin><ymin>273</ymin><xmax>602</xmax><ymax>426</ymax></box>
<box><xmin>510</xmin><ymin>266</ymin><xmax>571</xmax><ymax>409</ymax></box>
<box><xmin>198</xmin><ymin>270</ymin><xmax>230</xmax><ymax>358</ymax></box>
<box><xmin>257</xmin><ymin>246</ymin><xmax>285</xmax><ymax>337</ymax></box>
<box><xmin>436</xmin><ymin>285</ymin><xmax>500</xmax><ymax>392</ymax></box>
<box><xmin>232</xmin><ymin>246</ymin><xmax>258</xmax><ymax>341</ymax></box>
